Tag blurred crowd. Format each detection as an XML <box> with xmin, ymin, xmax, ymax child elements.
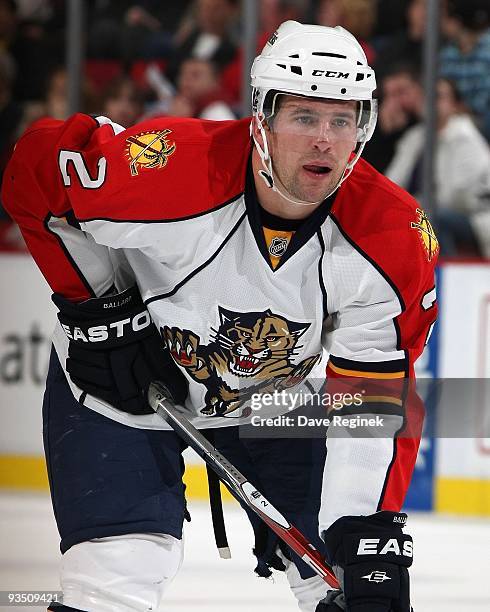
<box><xmin>1</xmin><ymin>0</ymin><xmax>489</xmax><ymax>257</ymax></box>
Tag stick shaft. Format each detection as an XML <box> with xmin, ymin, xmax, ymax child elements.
<box><xmin>148</xmin><ymin>382</ymin><xmax>339</xmax><ymax>588</ymax></box>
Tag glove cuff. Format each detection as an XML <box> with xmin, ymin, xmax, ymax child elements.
<box><xmin>52</xmin><ymin>285</ymin><xmax>143</xmax><ymax>316</ymax></box>
<box><xmin>54</xmin><ymin>286</ymin><xmax>156</xmax><ymax>349</ymax></box>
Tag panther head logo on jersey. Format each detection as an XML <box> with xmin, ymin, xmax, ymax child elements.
<box><xmin>212</xmin><ymin>307</ymin><xmax>309</xmax><ymax>378</ymax></box>
<box><xmin>162</xmin><ymin>307</ymin><xmax>321</xmax><ymax>417</ymax></box>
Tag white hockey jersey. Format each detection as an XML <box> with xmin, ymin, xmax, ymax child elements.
<box><xmin>2</xmin><ymin>113</ymin><xmax>438</xmax><ymax>525</ymax></box>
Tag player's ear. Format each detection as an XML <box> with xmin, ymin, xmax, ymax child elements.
<box><xmin>251</xmin><ymin>114</ymin><xmax>270</xmax><ymax>148</ymax></box>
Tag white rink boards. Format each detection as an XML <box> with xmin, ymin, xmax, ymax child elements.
<box><xmin>0</xmin><ymin>494</ymin><xmax>489</xmax><ymax>612</ymax></box>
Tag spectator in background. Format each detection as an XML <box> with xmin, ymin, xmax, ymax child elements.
<box><xmin>440</xmin><ymin>0</ymin><xmax>490</xmax><ymax>140</ymax></box>
<box><xmin>373</xmin><ymin>0</ymin><xmax>427</xmax><ymax>78</ymax></box>
<box><xmin>146</xmin><ymin>57</ymin><xmax>235</xmax><ymax>121</ymax></box>
<box><xmin>18</xmin><ymin>65</ymin><xmax>99</xmax><ymax>128</ymax></box>
<box><xmin>220</xmin><ymin>0</ymin><xmax>308</xmax><ymax>109</ymax></box>
<box><xmin>0</xmin><ymin>45</ymin><xmax>28</xmax><ymax>247</ymax></box>
<box><xmin>0</xmin><ymin>0</ymin><xmax>16</xmax><ymax>47</ymax></box>
<box><xmin>13</xmin><ymin>0</ymin><xmax>53</xmax><ymax>22</ymax></box>
<box><xmin>166</xmin><ymin>0</ymin><xmax>239</xmax><ymax>83</ymax></box>
<box><xmin>170</xmin><ymin>57</ymin><xmax>235</xmax><ymax>120</ymax></box>
<box><xmin>386</xmin><ymin>78</ymin><xmax>490</xmax><ymax>257</ymax></box>
<box><xmin>1</xmin><ymin>0</ymin><xmax>62</xmax><ymax>101</ymax></box>
<box><xmin>0</xmin><ymin>51</ymin><xmax>22</xmax><ymax>169</ymax></box>
<box><xmin>372</xmin><ymin>0</ymin><xmax>411</xmax><ymax>40</ymax></box>
<box><xmin>100</xmin><ymin>76</ymin><xmax>144</xmax><ymax>127</ymax></box>
<box><xmin>0</xmin><ymin>50</ymin><xmax>23</xmax><ymax>222</ymax></box>
<box><xmin>363</xmin><ymin>63</ymin><xmax>423</xmax><ymax>172</ymax></box>
<box><xmin>316</xmin><ymin>0</ymin><xmax>377</xmax><ymax>64</ymax></box>
<box><xmin>260</xmin><ymin>0</ymin><xmax>309</xmax><ymax>39</ymax></box>
<box><xmin>87</xmin><ymin>1</ymin><xmax>193</xmax><ymax>62</ymax></box>
<box><xmin>43</xmin><ymin>66</ymin><xmax>69</xmax><ymax>120</ymax></box>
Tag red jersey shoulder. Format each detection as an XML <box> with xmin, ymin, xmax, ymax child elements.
<box><xmin>331</xmin><ymin>158</ymin><xmax>439</xmax><ymax>297</ymax></box>
<box><xmin>78</xmin><ymin>116</ymin><xmax>252</xmax><ymax>222</ymax></box>
<box><xmin>1</xmin><ymin>114</ymin><xmax>98</xmax><ymax>221</ymax></box>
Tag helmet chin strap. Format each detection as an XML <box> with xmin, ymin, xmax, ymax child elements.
<box><xmin>251</xmin><ymin>116</ymin><xmax>367</xmax><ymax>208</ymax></box>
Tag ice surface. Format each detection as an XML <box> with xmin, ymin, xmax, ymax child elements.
<box><xmin>0</xmin><ymin>493</ymin><xmax>488</xmax><ymax>611</ymax></box>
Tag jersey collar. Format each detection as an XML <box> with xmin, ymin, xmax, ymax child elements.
<box><xmin>244</xmin><ymin>156</ymin><xmax>337</xmax><ymax>271</ymax></box>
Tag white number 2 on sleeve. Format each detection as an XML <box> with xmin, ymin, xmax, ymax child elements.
<box><xmin>58</xmin><ymin>150</ymin><xmax>106</xmax><ymax>189</ymax></box>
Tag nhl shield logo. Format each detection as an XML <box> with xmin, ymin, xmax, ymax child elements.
<box><xmin>269</xmin><ymin>236</ymin><xmax>289</xmax><ymax>257</ymax></box>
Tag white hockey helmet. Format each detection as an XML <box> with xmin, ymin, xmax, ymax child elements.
<box><xmin>250</xmin><ymin>21</ymin><xmax>378</xmax><ymax>205</ymax></box>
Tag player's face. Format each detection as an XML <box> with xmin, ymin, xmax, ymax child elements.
<box><xmin>267</xmin><ymin>96</ymin><xmax>358</xmax><ymax>203</ymax></box>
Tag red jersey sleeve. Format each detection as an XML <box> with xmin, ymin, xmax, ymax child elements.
<box><xmin>1</xmin><ymin>114</ymin><xmax>116</xmax><ymax>300</ymax></box>
<box><xmin>2</xmin><ymin>113</ymin><xmax>251</xmax><ymax>298</ymax></box>
<box><xmin>319</xmin><ymin>159</ymin><xmax>438</xmax><ymax>533</ymax></box>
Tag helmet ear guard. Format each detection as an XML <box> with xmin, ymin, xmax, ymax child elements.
<box><xmin>250</xmin><ymin>112</ymin><xmax>275</xmax><ymax>189</ymax></box>
<box><xmin>249</xmin><ymin>21</ymin><xmax>378</xmax><ymax>206</ymax></box>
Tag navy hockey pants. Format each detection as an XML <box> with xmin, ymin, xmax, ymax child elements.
<box><xmin>43</xmin><ymin>349</ymin><xmax>327</xmax><ymax>579</ymax></box>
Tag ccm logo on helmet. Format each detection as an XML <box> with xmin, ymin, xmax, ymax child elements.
<box><xmin>61</xmin><ymin>312</ymin><xmax>152</xmax><ymax>343</ymax></box>
<box><xmin>311</xmin><ymin>70</ymin><xmax>350</xmax><ymax>78</ymax></box>
<box><xmin>357</xmin><ymin>538</ymin><xmax>413</xmax><ymax>558</ymax></box>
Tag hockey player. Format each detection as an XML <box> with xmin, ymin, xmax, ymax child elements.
<box><xmin>2</xmin><ymin>21</ymin><xmax>437</xmax><ymax>612</ymax></box>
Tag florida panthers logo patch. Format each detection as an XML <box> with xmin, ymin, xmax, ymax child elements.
<box><xmin>161</xmin><ymin>307</ymin><xmax>321</xmax><ymax>418</ymax></box>
<box><xmin>410</xmin><ymin>208</ymin><xmax>439</xmax><ymax>262</ymax></box>
<box><xmin>126</xmin><ymin>129</ymin><xmax>176</xmax><ymax>176</ymax></box>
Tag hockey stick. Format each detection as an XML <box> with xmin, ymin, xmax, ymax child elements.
<box><xmin>148</xmin><ymin>381</ymin><xmax>340</xmax><ymax>589</ymax></box>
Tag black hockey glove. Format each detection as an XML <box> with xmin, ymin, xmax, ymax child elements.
<box><xmin>53</xmin><ymin>286</ymin><xmax>188</xmax><ymax>415</ymax></box>
<box><xmin>317</xmin><ymin>511</ymin><xmax>413</xmax><ymax>612</ymax></box>
<box><xmin>316</xmin><ymin>590</ymin><xmax>347</xmax><ymax>611</ymax></box>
